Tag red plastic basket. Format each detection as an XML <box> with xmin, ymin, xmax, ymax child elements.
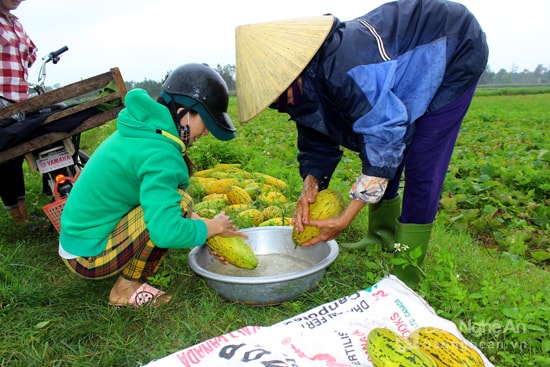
<box><xmin>42</xmin><ymin>174</ymin><xmax>78</xmax><ymax>233</ymax></box>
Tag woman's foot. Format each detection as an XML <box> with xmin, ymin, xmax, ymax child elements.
<box><xmin>8</xmin><ymin>199</ymin><xmax>28</xmax><ymax>224</ymax></box>
<box><xmin>108</xmin><ymin>276</ymin><xmax>171</xmax><ymax>307</ymax></box>
<box><xmin>8</xmin><ymin>208</ymin><xmax>26</xmax><ymax>224</ymax></box>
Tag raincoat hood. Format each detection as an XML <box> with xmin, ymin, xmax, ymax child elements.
<box><xmin>117</xmin><ymin>88</ymin><xmax>185</xmax><ymax>154</ymax></box>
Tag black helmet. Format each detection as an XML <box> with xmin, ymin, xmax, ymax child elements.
<box><xmin>161</xmin><ymin>63</ymin><xmax>236</xmax><ymax>141</ymax></box>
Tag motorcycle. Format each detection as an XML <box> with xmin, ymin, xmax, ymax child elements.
<box><xmin>26</xmin><ymin>46</ymin><xmax>89</xmax><ymax>198</ymax></box>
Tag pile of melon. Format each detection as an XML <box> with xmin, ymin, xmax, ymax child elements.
<box><xmin>189</xmin><ymin>163</ymin><xmax>295</xmax><ymax>228</ymax></box>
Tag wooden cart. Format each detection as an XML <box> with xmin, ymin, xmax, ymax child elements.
<box><xmin>0</xmin><ymin>67</ymin><xmax>127</xmax><ymax>166</ymax></box>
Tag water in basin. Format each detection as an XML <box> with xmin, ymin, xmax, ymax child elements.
<box><xmin>206</xmin><ymin>253</ymin><xmax>314</xmax><ymax>277</ymax></box>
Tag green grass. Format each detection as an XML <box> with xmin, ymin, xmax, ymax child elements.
<box><xmin>1</xmin><ymin>90</ymin><xmax>549</xmax><ymax>366</ymax></box>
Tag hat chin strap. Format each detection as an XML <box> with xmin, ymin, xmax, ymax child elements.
<box><xmin>177</xmin><ymin>112</ymin><xmax>191</xmax><ymax>148</ymax></box>
<box><xmin>169</xmin><ymin>98</ymin><xmax>198</xmax><ymax>148</ymax></box>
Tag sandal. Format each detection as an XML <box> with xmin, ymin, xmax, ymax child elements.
<box><xmin>109</xmin><ymin>283</ymin><xmax>171</xmax><ymax>308</ymax></box>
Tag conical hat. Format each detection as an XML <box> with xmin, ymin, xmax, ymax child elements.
<box><xmin>236</xmin><ymin>15</ymin><xmax>334</xmax><ymax>122</ymax></box>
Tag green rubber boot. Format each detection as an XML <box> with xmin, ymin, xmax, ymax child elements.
<box><xmin>340</xmin><ymin>196</ymin><xmax>401</xmax><ymax>251</ymax></box>
<box><xmin>392</xmin><ymin>220</ymin><xmax>433</xmax><ymax>289</ymax></box>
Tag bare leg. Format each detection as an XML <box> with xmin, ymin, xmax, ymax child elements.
<box><xmin>18</xmin><ymin>199</ymin><xmax>27</xmax><ymax>221</ymax></box>
<box><xmin>8</xmin><ymin>200</ymin><xmax>27</xmax><ymax>224</ymax></box>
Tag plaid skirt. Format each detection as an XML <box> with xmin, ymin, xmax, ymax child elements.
<box><xmin>63</xmin><ymin>189</ymin><xmax>193</xmax><ymax>281</ymax></box>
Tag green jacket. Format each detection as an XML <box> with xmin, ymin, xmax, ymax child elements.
<box><xmin>59</xmin><ymin>88</ymin><xmax>208</xmax><ymax>256</ymax></box>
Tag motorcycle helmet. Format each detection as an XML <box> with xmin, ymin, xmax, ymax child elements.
<box><xmin>161</xmin><ymin>63</ymin><xmax>236</xmax><ymax>141</ymax></box>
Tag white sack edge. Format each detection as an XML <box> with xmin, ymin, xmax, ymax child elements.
<box><xmin>145</xmin><ymin>275</ymin><xmax>494</xmax><ymax>367</ymax></box>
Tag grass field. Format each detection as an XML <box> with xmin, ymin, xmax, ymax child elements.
<box><xmin>0</xmin><ymin>89</ymin><xmax>548</xmax><ymax>366</ymax></box>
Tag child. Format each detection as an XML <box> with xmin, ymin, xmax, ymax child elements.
<box><xmin>59</xmin><ymin>63</ymin><xmax>245</xmax><ymax>307</ymax></box>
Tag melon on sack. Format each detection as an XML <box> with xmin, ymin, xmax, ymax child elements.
<box><xmin>292</xmin><ymin>189</ymin><xmax>345</xmax><ymax>246</ymax></box>
<box><xmin>367</xmin><ymin>328</ymin><xmax>436</xmax><ymax>367</ymax></box>
<box><xmin>408</xmin><ymin>327</ymin><xmax>484</xmax><ymax>367</ymax></box>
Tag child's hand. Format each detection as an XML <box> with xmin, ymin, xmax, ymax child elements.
<box><xmin>207</xmin><ymin>247</ymin><xmax>229</xmax><ymax>265</ymax></box>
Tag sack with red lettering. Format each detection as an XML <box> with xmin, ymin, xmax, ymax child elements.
<box><xmin>144</xmin><ymin>275</ymin><xmax>493</xmax><ymax>367</ymax></box>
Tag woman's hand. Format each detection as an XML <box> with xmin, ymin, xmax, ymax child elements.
<box><xmin>299</xmin><ymin>216</ymin><xmax>347</xmax><ymax>247</ymax></box>
<box><xmin>207</xmin><ymin>247</ymin><xmax>229</xmax><ymax>265</ymax></box>
<box><xmin>297</xmin><ymin>198</ymin><xmax>367</xmax><ymax>247</ymax></box>
<box><xmin>293</xmin><ymin>175</ymin><xmax>320</xmax><ymax>232</ymax></box>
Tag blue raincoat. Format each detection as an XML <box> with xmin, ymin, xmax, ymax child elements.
<box><xmin>286</xmin><ymin>0</ymin><xmax>488</xmax><ymax>187</ymax></box>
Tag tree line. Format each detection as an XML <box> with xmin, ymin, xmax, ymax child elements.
<box><xmin>480</xmin><ymin>64</ymin><xmax>550</xmax><ymax>85</ymax></box>
<box><xmin>125</xmin><ymin>63</ymin><xmax>550</xmax><ymax>98</ymax></box>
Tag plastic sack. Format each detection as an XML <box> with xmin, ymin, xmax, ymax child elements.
<box><xmin>145</xmin><ymin>275</ymin><xmax>493</xmax><ymax>367</ymax></box>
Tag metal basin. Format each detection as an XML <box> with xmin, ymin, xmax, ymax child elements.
<box><xmin>188</xmin><ymin>226</ymin><xmax>339</xmax><ymax>305</ymax></box>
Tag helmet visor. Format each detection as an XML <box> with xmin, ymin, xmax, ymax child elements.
<box><xmin>170</xmin><ymin>93</ymin><xmax>236</xmax><ymax>141</ymax></box>
<box><xmin>195</xmin><ymin>102</ymin><xmax>236</xmax><ymax>141</ymax></box>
